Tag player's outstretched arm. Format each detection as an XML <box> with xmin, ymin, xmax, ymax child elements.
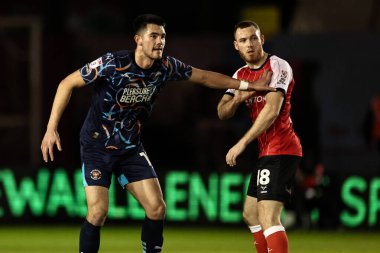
<box><xmin>189</xmin><ymin>67</ymin><xmax>274</xmax><ymax>91</ymax></box>
<box><xmin>41</xmin><ymin>70</ymin><xmax>86</xmax><ymax>162</ymax></box>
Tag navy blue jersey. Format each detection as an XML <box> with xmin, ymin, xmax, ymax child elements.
<box><xmin>79</xmin><ymin>50</ymin><xmax>192</xmax><ymax>151</ymax></box>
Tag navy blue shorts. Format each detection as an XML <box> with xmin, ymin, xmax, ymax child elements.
<box><xmin>247</xmin><ymin>155</ymin><xmax>301</xmax><ymax>203</ymax></box>
<box><xmin>80</xmin><ymin>144</ymin><xmax>157</xmax><ymax>189</ymax></box>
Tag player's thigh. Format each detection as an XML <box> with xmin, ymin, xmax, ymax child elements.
<box><xmin>85</xmin><ymin>185</ymin><xmax>109</xmax><ymax>212</ymax></box>
<box><xmin>126</xmin><ymin>178</ymin><xmax>165</xmax><ymax>210</ymax></box>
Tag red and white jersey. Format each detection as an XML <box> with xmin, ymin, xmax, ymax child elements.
<box><xmin>226</xmin><ymin>55</ymin><xmax>302</xmax><ymax>157</ymax></box>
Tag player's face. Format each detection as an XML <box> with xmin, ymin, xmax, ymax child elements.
<box><xmin>234</xmin><ymin>26</ymin><xmax>264</xmax><ymax>65</ymax></box>
<box><xmin>140</xmin><ymin>24</ymin><xmax>166</xmax><ymax>60</ymax></box>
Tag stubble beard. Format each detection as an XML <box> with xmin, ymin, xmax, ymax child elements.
<box><xmin>241</xmin><ymin>51</ymin><xmax>263</xmax><ymax>66</ymax></box>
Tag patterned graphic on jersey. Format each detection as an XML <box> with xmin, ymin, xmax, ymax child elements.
<box><xmin>79</xmin><ymin>50</ymin><xmax>192</xmax><ymax>151</ymax></box>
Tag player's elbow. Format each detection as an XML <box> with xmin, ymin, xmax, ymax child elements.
<box><xmin>218</xmin><ymin>114</ymin><xmax>226</xmax><ymax>120</ymax></box>
<box><xmin>217</xmin><ymin>110</ymin><xmax>233</xmax><ymax>120</ymax></box>
<box><xmin>218</xmin><ymin>113</ymin><xmax>228</xmax><ymax>120</ymax></box>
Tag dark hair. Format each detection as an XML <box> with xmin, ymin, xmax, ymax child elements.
<box><xmin>233</xmin><ymin>21</ymin><xmax>260</xmax><ymax>39</ymax></box>
<box><xmin>133</xmin><ymin>14</ymin><xmax>166</xmax><ymax>34</ymax></box>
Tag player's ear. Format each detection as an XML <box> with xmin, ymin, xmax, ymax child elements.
<box><xmin>233</xmin><ymin>40</ymin><xmax>239</xmax><ymax>51</ymax></box>
<box><xmin>134</xmin><ymin>34</ymin><xmax>142</xmax><ymax>46</ymax></box>
<box><xmin>261</xmin><ymin>34</ymin><xmax>265</xmax><ymax>45</ymax></box>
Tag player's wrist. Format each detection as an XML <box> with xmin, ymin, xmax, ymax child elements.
<box><xmin>47</xmin><ymin>122</ymin><xmax>58</xmax><ymax>131</ymax></box>
<box><xmin>238</xmin><ymin>80</ymin><xmax>249</xmax><ymax>90</ymax></box>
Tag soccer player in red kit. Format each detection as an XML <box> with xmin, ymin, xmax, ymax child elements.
<box><xmin>217</xmin><ymin>21</ymin><xmax>302</xmax><ymax>253</ymax></box>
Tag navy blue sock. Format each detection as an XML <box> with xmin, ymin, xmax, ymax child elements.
<box><xmin>79</xmin><ymin>219</ymin><xmax>101</xmax><ymax>253</ymax></box>
<box><xmin>141</xmin><ymin>216</ymin><xmax>164</xmax><ymax>253</ymax></box>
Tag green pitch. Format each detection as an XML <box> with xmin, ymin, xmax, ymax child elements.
<box><xmin>0</xmin><ymin>225</ymin><xmax>379</xmax><ymax>253</ymax></box>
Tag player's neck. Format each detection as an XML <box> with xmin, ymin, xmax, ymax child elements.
<box><xmin>134</xmin><ymin>49</ymin><xmax>155</xmax><ymax>69</ymax></box>
<box><xmin>248</xmin><ymin>52</ymin><xmax>268</xmax><ymax>69</ymax></box>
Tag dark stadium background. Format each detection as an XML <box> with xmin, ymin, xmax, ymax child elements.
<box><xmin>0</xmin><ymin>0</ymin><xmax>379</xmax><ymax>230</ymax></box>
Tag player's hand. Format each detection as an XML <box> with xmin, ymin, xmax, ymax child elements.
<box><xmin>248</xmin><ymin>69</ymin><xmax>275</xmax><ymax>92</ymax></box>
<box><xmin>41</xmin><ymin>129</ymin><xmax>62</xmax><ymax>162</ymax></box>
<box><xmin>226</xmin><ymin>141</ymin><xmax>247</xmax><ymax>167</ymax></box>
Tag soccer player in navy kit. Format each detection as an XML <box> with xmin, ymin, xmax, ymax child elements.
<box><xmin>41</xmin><ymin>14</ymin><xmax>274</xmax><ymax>253</ymax></box>
<box><xmin>217</xmin><ymin>21</ymin><xmax>302</xmax><ymax>253</ymax></box>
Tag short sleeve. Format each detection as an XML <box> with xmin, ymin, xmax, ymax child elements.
<box><xmin>80</xmin><ymin>53</ymin><xmax>116</xmax><ymax>85</ymax></box>
<box><xmin>269</xmin><ymin>56</ymin><xmax>293</xmax><ymax>93</ymax></box>
<box><xmin>165</xmin><ymin>56</ymin><xmax>192</xmax><ymax>81</ymax></box>
<box><xmin>224</xmin><ymin>72</ymin><xmax>239</xmax><ymax>96</ymax></box>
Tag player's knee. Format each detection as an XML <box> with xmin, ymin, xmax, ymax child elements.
<box><xmin>146</xmin><ymin>200</ymin><xmax>166</xmax><ymax>219</ymax></box>
<box><xmin>243</xmin><ymin>209</ymin><xmax>258</xmax><ymax>225</ymax></box>
<box><xmin>87</xmin><ymin>206</ymin><xmax>109</xmax><ymax>226</ymax></box>
<box><xmin>242</xmin><ymin>209</ymin><xmax>251</xmax><ymax>224</ymax></box>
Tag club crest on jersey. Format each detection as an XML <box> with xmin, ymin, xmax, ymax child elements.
<box><xmin>90</xmin><ymin>169</ymin><xmax>102</xmax><ymax>180</ymax></box>
<box><xmin>89</xmin><ymin>57</ymin><xmax>103</xmax><ymax>69</ymax></box>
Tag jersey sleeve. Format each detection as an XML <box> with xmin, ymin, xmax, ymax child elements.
<box><xmin>79</xmin><ymin>52</ymin><xmax>116</xmax><ymax>85</ymax></box>
<box><xmin>165</xmin><ymin>56</ymin><xmax>192</xmax><ymax>81</ymax></box>
<box><xmin>269</xmin><ymin>56</ymin><xmax>293</xmax><ymax>93</ymax></box>
<box><xmin>224</xmin><ymin>71</ymin><xmax>239</xmax><ymax>96</ymax></box>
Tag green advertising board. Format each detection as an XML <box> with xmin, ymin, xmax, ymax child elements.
<box><xmin>0</xmin><ymin>168</ymin><xmax>379</xmax><ymax>228</ymax></box>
